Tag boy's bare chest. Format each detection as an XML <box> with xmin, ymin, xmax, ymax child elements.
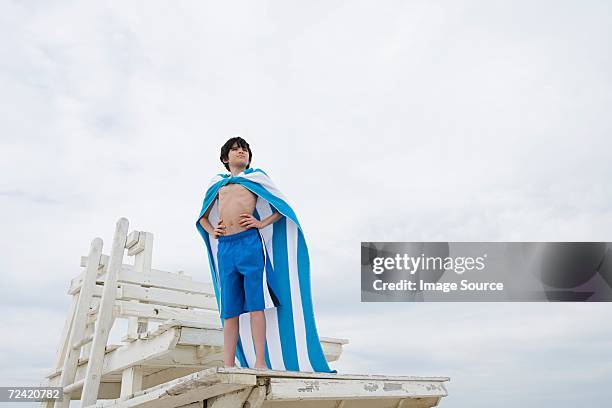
<box><xmin>218</xmin><ymin>183</ymin><xmax>257</xmax><ymax>208</ymax></box>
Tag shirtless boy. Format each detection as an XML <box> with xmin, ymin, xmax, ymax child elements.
<box><xmin>198</xmin><ymin>137</ymin><xmax>282</xmax><ymax>369</ymax></box>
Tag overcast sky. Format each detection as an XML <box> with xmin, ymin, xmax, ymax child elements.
<box><xmin>1</xmin><ymin>1</ymin><xmax>611</xmax><ymax>407</ymax></box>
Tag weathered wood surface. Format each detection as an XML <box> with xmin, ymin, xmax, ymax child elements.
<box><xmin>80</xmin><ymin>218</ymin><xmax>130</xmax><ymax>407</ymax></box>
<box><xmin>78</xmin><ymin>367</ymin><xmax>448</xmax><ymax>408</ymax></box>
<box><xmin>82</xmin><ymin>371</ymin><xmax>256</xmax><ymax>408</ymax></box>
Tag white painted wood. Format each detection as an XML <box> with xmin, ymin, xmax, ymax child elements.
<box><xmin>62</xmin><ymin>379</ymin><xmax>123</xmax><ymax>400</ymax></box>
<box><xmin>243</xmin><ymin>384</ymin><xmax>266</xmax><ymax>408</ymax></box>
<box><xmin>73</xmin><ymin>366</ymin><xmax>448</xmax><ymax>408</ymax></box>
<box><xmin>54</xmin><ymin>237</ymin><xmax>104</xmax><ymax>408</ymax></box>
<box><xmin>217</xmin><ymin>367</ymin><xmax>450</xmax><ymax>383</ymax></box>
<box><xmin>98</xmin><ymin>329</ymin><xmax>180</xmax><ymax>372</ymax></box>
<box><xmin>70</xmin><ymin>265</ymin><xmax>210</xmax><ymax>297</ymax></box>
<box><xmin>162</xmin><ymin>372</ymin><xmax>256</xmax><ymax>407</ymax></box>
<box><xmin>86</xmin><ymin>297</ymin><xmax>218</xmax><ymax>326</ymax></box>
<box><xmin>79</xmin><ymin>257</ymin><xmax>192</xmax><ymax>279</ymax></box>
<box><xmin>120</xmin><ymin>365</ymin><xmax>144</xmax><ymax>398</ymax></box>
<box><xmin>178</xmin><ymin>327</ymin><xmax>223</xmax><ymax>347</ymax></box>
<box><xmin>142</xmin><ymin>367</ymin><xmax>205</xmax><ymax>390</ymax></box>
<box><xmin>157</xmin><ymin>323</ymin><xmax>345</xmax><ymax>363</ymax></box>
<box><xmin>124</xmin><ymin>231</ymin><xmax>154</xmax><ymax>395</ymax></box>
<box><xmin>120</xmin><ymin>343</ymin><xmax>221</xmax><ymax>367</ymax></box>
<box><xmin>82</xmin><ymin>321</ymin><xmax>94</xmax><ymax>358</ymax></box>
<box><xmin>206</xmin><ymin>387</ymin><xmax>252</xmax><ymax>408</ymax></box>
<box><xmin>72</xmin><ymin>334</ymin><xmax>93</xmax><ymax>350</ymax></box>
<box><xmin>85</xmin><ymin>303</ymin><xmax>120</xmax><ymax>326</ymax></box>
<box><xmin>51</xmin><ymin>293</ymin><xmax>79</xmax><ymax>374</ymax></box>
<box><xmin>127</xmin><ymin>231</ymin><xmax>146</xmax><ymax>256</ymax></box>
<box><xmin>118</xmin><ymin>283</ymin><xmax>218</xmax><ymax>310</ymax></box>
<box><xmin>319</xmin><ymin>340</ymin><xmax>345</xmax><ymax>363</ymax></box>
<box><xmin>81</xmin><ymin>254</ymin><xmax>109</xmax><ymax>269</ymax></box>
<box><xmin>81</xmin><ymin>371</ymin><xmax>256</xmax><ymax>408</ymax></box>
<box><xmin>319</xmin><ymin>336</ymin><xmax>349</xmax><ymax>345</ymax></box>
<box><xmin>53</xmin><ymin>320</ymin><xmax>344</xmax><ymax>378</ymax></box>
<box><xmin>47</xmin><ymin>329</ymin><xmax>182</xmax><ymax>392</ymax></box>
<box><xmin>149</xmin><ymin>319</ymin><xmax>222</xmax><ymax>331</ymax></box>
<box><xmin>176</xmin><ymin>402</ymin><xmax>203</xmax><ymax>408</ymax></box>
<box><xmin>81</xmin><ymin>218</ymin><xmax>129</xmax><ymax>406</ymax></box>
<box><xmin>267</xmin><ymin>377</ymin><xmax>448</xmax><ymax>401</ymax></box>
<box><xmin>63</xmin><ymin>378</ymin><xmax>84</xmax><ymax>395</ymax></box>
<box><xmin>126</xmin><ymin>231</ymin><xmax>140</xmax><ymax>251</ymax></box>
<box><xmin>115</xmin><ymin>300</ymin><xmax>220</xmax><ymax>324</ymax></box>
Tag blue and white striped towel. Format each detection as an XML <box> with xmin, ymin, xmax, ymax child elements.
<box><xmin>196</xmin><ymin>167</ymin><xmax>335</xmax><ymax>373</ymax></box>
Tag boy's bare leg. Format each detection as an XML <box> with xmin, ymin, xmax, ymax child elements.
<box><xmin>223</xmin><ymin>316</ymin><xmax>239</xmax><ymax>367</ymax></box>
<box><xmin>250</xmin><ymin>310</ymin><xmax>267</xmax><ymax>369</ymax></box>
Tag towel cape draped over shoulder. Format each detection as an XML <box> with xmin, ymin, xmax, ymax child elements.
<box><xmin>195</xmin><ymin>167</ymin><xmax>335</xmax><ymax>373</ymax></box>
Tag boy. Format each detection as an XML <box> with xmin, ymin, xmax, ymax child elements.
<box><xmin>198</xmin><ymin>137</ymin><xmax>282</xmax><ymax>369</ymax></box>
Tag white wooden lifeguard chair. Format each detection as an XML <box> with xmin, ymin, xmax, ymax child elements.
<box><xmin>39</xmin><ymin>218</ymin><xmax>450</xmax><ymax>407</ymax></box>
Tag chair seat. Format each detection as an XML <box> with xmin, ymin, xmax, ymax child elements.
<box><xmin>43</xmin><ymin>318</ymin><xmax>349</xmax><ymax>400</ymax></box>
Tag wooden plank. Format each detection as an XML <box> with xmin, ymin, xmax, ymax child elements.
<box><xmin>86</xmin><ymin>299</ymin><xmax>220</xmax><ymax>326</ymax></box>
<box><xmin>58</xmin><ymin>382</ymin><xmax>122</xmax><ymax>401</ymax></box>
<box><xmin>320</xmin><ymin>336</ymin><xmax>349</xmax><ymax>345</ymax></box>
<box><xmin>206</xmin><ymin>387</ymin><xmax>252</xmax><ymax>408</ymax></box>
<box><xmin>267</xmin><ymin>377</ymin><xmax>448</xmax><ymax>401</ymax></box>
<box><xmin>121</xmin><ymin>366</ymin><xmax>144</xmax><ymax>398</ymax></box>
<box><xmin>70</xmin><ymin>265</ymin><xmax>202</xmax><ymax>296</ymax></box>
<box><xmin>178</xmin><ymin>327</ymin><xmax>223</xmax><ymax>347</ymax></box>
<box><xmin>82</xmin><ymin>371</ymin><xmax>256</xmax><ymax>408</ymax></box>
<box><xmin>126</xmin><ymin>231</ymin><xmax>140</xmax><ymax>251</ymax></box>
<box><xmin>101</xmin><ymin>329</ymin><xmax>181</xmax><ymax>373</ymax></box>
<box><xmin>118</xmin><ymin>283</ymin><xmax>218</xmax><ymax>310</ymax></box>
<box><xmin>153</xmin><ymin>319</ymin><xmax>222</xmax><ymax>331</ymax></box>
<box><xmin>217</xmin><ymin>367</ymin><xmax>450</xmax><ymax>383</ymax></box>
<box><xmin>175</xmin><ymin>402</ymin><xmax>203</xmax><ymax>408</ymax></box>
<box><xmin>320</xmin><ymin>340</ymin><xmax>344</xmax><ymax>363</ymax></box>
<box><xmin>142</xmin><ymin>367</ymin><xmax>204</xmax><ymax>390</ymax></box>
<box><xmin>243</xmin><ymin>385</ymin><xmax>266</xmax><ymax>408</ymax></box>
<box><xmin>50</xmin><ymin>293</ymin><xmax>79</xmax><ymax>374</ymax></box>
<box><xmin>175</xmin><ymin>326</ymin><xmax>344</xmax><ymax>363</ymax></box>
<box><xmin>82</xmin><ymin>321</ymin><xmax>94</xmax><ymax>358</ymax></box>
<box><xmin>48</xmin><ymin>329</ymin><xmax>182</xmax><ymax>390</ymax></box>
<box><xmin>55</xmin><ymin>237</ymin><xmax>104</xmax><ymax>408</ymax></box>
<box><xmin>116</xmin><ymin>301</ymin><xmax>220</xmax><ymax>325</ymax></box>
<box><xmin>162</xmin><ymin>372</ymin><xmax>256</xmax><ymax>407</ymax></box>
<box><xmin>127</xmin><ymin>231</ymin><xmax>146</xmax><ymax>256</ymax></box>
<box><xmin>86</xmin><ymin>286</ymin><xmax>218</xmax><ymax>320</ymax></box>
<box><xmin>125</xmin><ymin>231</ymin><xmax>154</xmax><ymax>395</ymax></box>
<box><xmin>81</xmin><ymin>218</ymin><xmax>130</xmax><ymax>407</ymax></box>
<box><xmin>80</xmin><ymin>254</ymin><xmax>109</xmax><ymax>269</ymax></box>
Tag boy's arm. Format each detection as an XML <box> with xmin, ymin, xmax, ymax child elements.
<box><xmin>239</xmin><ymin>204</ymin><xmax>284</xmax><ymax>229</ymax></box>
<box><xmin>259</xmin><ymin>211</ymin><xmax>283</xmax><ymax>228</ymax></box>
<box><xmin>198</xmin><ymin>195</ymin><xmax>217</xmax><ymax>235</ymax></box>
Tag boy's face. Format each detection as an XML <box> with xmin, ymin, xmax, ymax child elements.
<box><xmin>226</xmin><ymin>142</ymin><xmax>250</xmax><ymax>168</ymax></box>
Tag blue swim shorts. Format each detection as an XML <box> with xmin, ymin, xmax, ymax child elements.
<box><xmin>217</xmin><ymin>227</ymin><xmax>266</xmax><ymax>319</ymax></box>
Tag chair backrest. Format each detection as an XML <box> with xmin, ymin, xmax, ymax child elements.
<box><xmin>72</xmin><ymin>255</ymin><xmax>221</xmax><ymax>330</ymax></box>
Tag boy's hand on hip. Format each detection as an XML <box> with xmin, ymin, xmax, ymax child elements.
<box><xmin>239</xmin><ymin>213</ymin><xmax>264</xmax><ymax>229</ymax></box>
<box><xmin>213</xmin><ymin>218</ymin><xmax>226</xmax><ymax>238</ymax></box>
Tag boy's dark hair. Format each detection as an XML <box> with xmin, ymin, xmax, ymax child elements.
<box><xmin>220</xmin><ymin>136</ymin><xmax>252</xmax><ymax>171</ymax></box>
